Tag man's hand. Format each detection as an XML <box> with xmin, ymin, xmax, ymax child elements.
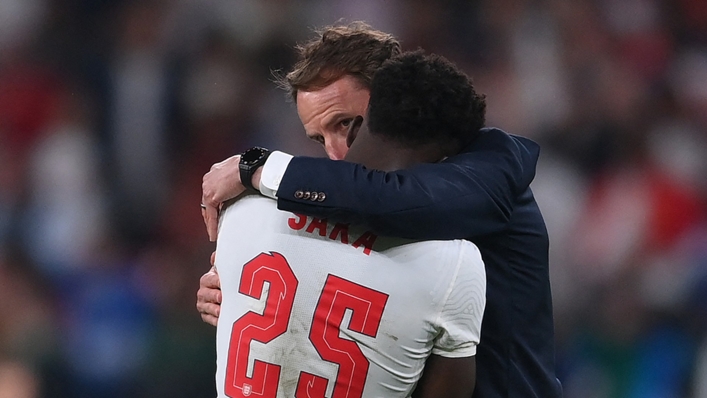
<box><xmin>196</xmin><ymin>252</ymin><xmax>222</xmax><ymax>326</ymax></box>
<box><xmin>201</xmin><ymin>155</ymin><xmax>246</xmax><ymax>241</ymax></box>
<box><xmin>201</xmin><ymin>154</ymin><xmax>264</xmax><ymax>241</ymax></box>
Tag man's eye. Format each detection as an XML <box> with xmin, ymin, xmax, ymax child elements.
<box><xmin>308</xmin><ymin>134</ymin><xmax>325</xmax><ymax>146</ymax></box>
<box><xmin>340</xmin><ymin>119</ymin><xmax>353</xmax><ymax>128</ymax></box>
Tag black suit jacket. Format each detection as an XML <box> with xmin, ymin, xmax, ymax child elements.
<box><xmin>276</xmin><ymin>127</ymin><xmax>563</xmax><ymax>397</ymax></box>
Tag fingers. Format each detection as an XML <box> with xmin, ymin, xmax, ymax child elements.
<box><xmin>202</xmin><ymin>154</ymin><xmax>245</xmax><ymax>241</ymax></box>
<box><xmin>210</xmin><ymin>251</ymin><xmax>216</xmax><ymax>267</ymax></box>
<box><xmin>201</xmin><ymin>181</ymin><xmax>220</xmax><ymax>242</ymax></box>
<box><xmin>198</xmin><ymin>303</ymin><xmax>220</xmax><ymax>327</ymax></box>
<box><xmin>197</xmin><ymin>267</ymin><xmax>222</xmax><ymax>327</ymax></box>
<box><xmin>200</xmin><ymin>267</ymin><xmax>221</xmax><ymax>290</ymax></box>
<box><xmin>197</xmin><ymin>285</ymin><xmax>222</xmax><ymax>303</ymax></box>
<box><xmin>196</xmin><ymin>284</ymin><xmax>222</xmax><ymax>327</ymax></box>
<box><xmin>196</xmin><ymin>298</ymin><xmax>221</xmax><ymax>316</ymax></box>
<box><xmin>196</xmin><ymin>287</ymin><xmax>222</xmax><ymax>327</ymax></box>
<box><xmin>203</xmin><ymin>204</ymin><xmax>219</xmax><ymax>241</ymax></box>
<box><xmin>200</xmin><ymin>202</ymin><xmax>216</xmax><ymax>241</ymax></box>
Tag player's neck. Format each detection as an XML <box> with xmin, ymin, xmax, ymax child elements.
<box><xmin>346</xmin><ymin>135</ymin><xmax>445</xmax><ymax>171</ymax></box>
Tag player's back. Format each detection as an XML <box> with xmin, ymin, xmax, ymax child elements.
<box><xmin>214</xmin><ymin>196</ymin><xmax>485</xmax><ymax>398</ymax></box>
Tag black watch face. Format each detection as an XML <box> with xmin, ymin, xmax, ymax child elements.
<box><xmin>242</xmin><ymin>148</ymin><xmax>265</xmax><ymax>164</ymax></box>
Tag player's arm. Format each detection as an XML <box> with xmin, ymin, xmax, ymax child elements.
<box><xmin>274</xmin><ymin>128</ymin><xmax>538</xmax><ymax>240</ymax></box>
<box><xmin>414</xmin><ymin>241</ymin><xmax>485</xmax><ymax>397</ymax></box>
<box><xmin>412</xmin><ymin>355</ymin><xmax>475</xmax><ymax>398</ymax></box>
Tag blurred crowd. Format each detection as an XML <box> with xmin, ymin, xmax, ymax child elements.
<box><xmin>0</xmin><ymin>0</ymin><xmax>706</xmax><ymax>397</ymax></box>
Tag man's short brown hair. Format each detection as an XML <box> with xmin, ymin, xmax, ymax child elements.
<box><xmin>276</xmin><ymin>22</ymin><xmax>402</xmax><ymax>102</ymax></box>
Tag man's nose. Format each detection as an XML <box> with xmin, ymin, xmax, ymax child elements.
<box><xmin>325</xmin><ymin>145</ymin><xmax>346</xmax><ymax>160</ymax></box>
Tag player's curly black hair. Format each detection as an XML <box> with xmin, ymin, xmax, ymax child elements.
<box><xmin>367</xmin><ymin>50</ymin><xmax>486</xmax><ymax>152</ymax></box>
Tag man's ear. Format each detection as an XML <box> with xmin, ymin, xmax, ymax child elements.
<box><xmin>346</xmin><ymin>115</ymin><xmax>364</xmax><ymax>148</ymax></box>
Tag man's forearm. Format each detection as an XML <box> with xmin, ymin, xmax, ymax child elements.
<box><xmin>253</xmin><ymin>129</ymin><xmax>536</xmax><ymax>240</ymax></box>
<box><xmin>273</xmin><ymin>156</ymin><xmax>514</xmax><ymax>240</ymax></box>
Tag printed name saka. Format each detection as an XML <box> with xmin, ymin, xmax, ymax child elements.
<box><xmin>287</xmin><ymin>214</ymin><xmax>377</xmax><ymax>255</ymax></box>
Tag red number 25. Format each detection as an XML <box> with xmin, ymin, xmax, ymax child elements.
<box><xmin>224</xmin><ymin>252</ymin><xmax>388</xmax><ymax>398</ymax></box>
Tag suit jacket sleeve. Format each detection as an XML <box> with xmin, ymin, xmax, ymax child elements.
<box><xmin>275</xmin><ymin>128</ymin><xmax>540</xmax><ymax>240</ymax></box>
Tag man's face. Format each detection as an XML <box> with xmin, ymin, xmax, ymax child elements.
<box><xmin>296</xmin><ymin>75</ymin><xmax>371</xmax><ymax>160</ymax></box>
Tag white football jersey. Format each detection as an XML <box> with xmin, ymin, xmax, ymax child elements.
<box><xmin>214</xmin><ymin>196</ymin><xmax>485</xmax><ymax>398</ymax></box>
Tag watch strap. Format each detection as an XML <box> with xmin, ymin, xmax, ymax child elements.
<box><xmin>239</xmin><ymin>147</ymin><xmax>271</xmax><ymax>191</ymax></box>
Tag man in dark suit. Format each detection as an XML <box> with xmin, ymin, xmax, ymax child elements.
<box><xmin>198</xmin><ymin>22</ymin><xmax>562</xmax><ymax>398</ymax></box>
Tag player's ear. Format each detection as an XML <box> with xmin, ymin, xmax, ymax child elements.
<box><xmin>346</xmin><ymin>115</ymin><xmax>364</xmax><ymax>148</ymax></box>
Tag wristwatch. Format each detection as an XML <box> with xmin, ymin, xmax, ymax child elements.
<box><xmin>239</xmin><ymin>147</ymin><xmax>271</xmax><ymax>191</ymax></box>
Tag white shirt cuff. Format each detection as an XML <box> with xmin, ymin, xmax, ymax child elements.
<box><xmin>258</xmin><ymin>151</ymin><xmax>294</xmax><ymax>199</ymax></box>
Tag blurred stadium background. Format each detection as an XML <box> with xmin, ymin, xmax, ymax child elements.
<box><xmin>0</xmin><ymin>0</ymin><xmax>706</xmax><ymax>397</ymax></box>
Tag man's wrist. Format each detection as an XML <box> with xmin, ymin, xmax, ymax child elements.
<box><xmin>239</xmin><ymin>147</ymin><xmax>271</xmax><ymax>191</ymax></box>
<box><xmin>258</xmin><ymin>151</ymin><xmax>294</xmax><ymax>199</ymax></box>
<box><xmin>252</xmin><ymin>167</ymin><xmax>263</xmax><ymax>192</ymax></box>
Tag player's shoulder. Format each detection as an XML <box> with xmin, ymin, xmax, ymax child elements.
<box><xmin>456</xmin><ymin>239</ymin><xmax>483</xmax><ymax>263</ymax></box>
<box><xmin>218</xmin><ymin>194</ymin><xmax>284</xmax><ymax>232</ymax></box>
<box><xmin>454</xmin><ymin>239</ymin><xmax>485</xmax><ymax>280</ymax></box>
<box><xmin>398</xmin><ymin>238</ymin><xmax>481</xmax><ymax>257</ymax></box>
<box><xmin>221</xmin><ymin>194</ymin><xmax>278</xmax><ymax>215</ymax></box>
<box><xmin>421</xmin><ymin>239</ymin><xmax>484</xmax><ymax>281</ymax></box>
<box><xmin>439</xmin><ymin>239</ymin><xmax>484</xmax><ymax>273</ymax></box>
<box><xmin>383</xmin><ymin>239</ymin><xmax>484</xmax><ymax>271</ymax></box>
<box><xmin>401</xmin><ymin>240</ymin><xmax>485</xmax><ymax>310</ymax></box>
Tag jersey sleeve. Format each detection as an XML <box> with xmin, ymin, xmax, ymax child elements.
<box><xmin>431</xmin><ymin>242</ymin><xmax>486</xmax><ymax>358</ymax></box>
